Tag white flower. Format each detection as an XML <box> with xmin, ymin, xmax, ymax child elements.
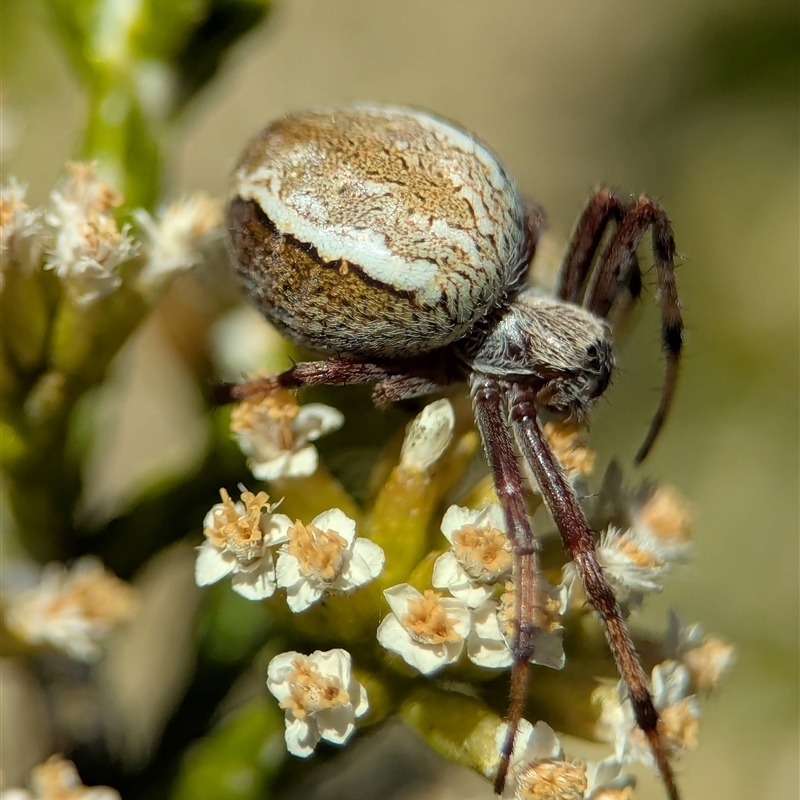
<box><xmin>0</xmin><ymin>755</ymin><xmax>121</xmax><ymax>800</ymax></box>
<box><xmin>276</xmin><ymin>508</ymin><xmax>385</xmax><ymax>612</ymax></box>
<box><xmin>195</xmin><ymin>487</ymin><xmax>292</xmax><ymax>600</ymax></box>
<box><xmin>630</xmin><ymin>484</ymin><xmax>692</xmax><ymax>562</ymax></box>
<box><xmin>267</xmin><ymin>648</ymin><xmax>368</xmax><ymax>757</ymax></box>
<box><xmin>376</xmin><ymin>584</ymin><xmax>470</xmax><ymax>675</ymax></box>
<box><xmin>230</xmin><ymin>391</ymin><xmax>344</xmax><ymax>481</ymax></box>
<box><xmin>470</xmin><ymin>580</ymin><xmax>567</xmax><ymax>670</ymax></box>
<box><xmin>502</xmin><ymin>720</ymin><xmax>588</xmax><ymax>800</ymax></box>
<box><xmin>596</xmin><ymin>660</ymin><xmax>700</xmax><ymax>767</ymax></box>
<box><xmin>564</xmin><ymin>526</ymin><xmax>670</xmax><ymax>610</ymax></box>
<box><xmin>0</xmin><ymin>178</ymin><xmax>42</xmax><ymax>277</ymax></box>
<box><xmin>432</xmin><ymin>503</ymin><xmax>511</xmax><ymax>608</ymax></box>
<box><xmin>467</xmin><ymin>597</ymin><xmax>513</xmax><ymax>668</ymax></box>
<box><xmin>3</xmin><ymin>557</ymin><xmax>137</xmax><ymax>663</ymax></box>
<box><xmin>398</xmin><ymin>398</ymin><xmax>454</xmax><ymax>471</ymax></box>
<box><xmin>133</xmin><ymin>192</ymin><xmax>222</xmax><ymax>294</ymax></box>
<box><xmin>663</xmin><ymin>611</ymin><xmax>735</xmax><ymax>695</ymax></box>
<box><xmin>584</xmin><ymin>757</ymin><xmax>636</xmax><ymax>799</ymax></box>
<box><xmin>503</xmin><ymin>718</ymin><xmax>563</xmax><ymax>767</ymax></box>
<box><xmin>43</xmin><ymin>162</ymin><xmax>137</xmax><ymax>304</ymax></box>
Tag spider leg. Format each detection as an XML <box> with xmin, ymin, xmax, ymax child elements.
<box><xmin>508</xmin><ymin>384</ymin><xmax>680</xmax><ymax>800</ymax></box>
<box><xmin>556</xmin><ymin>188</ymin><xmax>632</xmax><ymax>304</ymax></box>
<box><xmin>470</xmin><ymin>375</ymin><xmax>545</xmax><ymax>795</ymax></box>
<box><xmin>584</xmin><ymin>196</ymin><xmax>683</xmax><ymax>463</ymax></box>
<box><xmin>215</xmin><ymin>358</ymin><xmax>439</xmax><ymax>404</ymax></box>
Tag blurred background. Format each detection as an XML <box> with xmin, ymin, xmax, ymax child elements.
<box><xmin>1</xmin><ymin>1</ymin><xmax>797</xmax><ymax>798</ymax></box>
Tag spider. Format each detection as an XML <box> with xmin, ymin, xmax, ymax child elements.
<box><xmin>220</xmin><ymin>105</ymin><xmax>683</xmax><ymax>798</ymax></box>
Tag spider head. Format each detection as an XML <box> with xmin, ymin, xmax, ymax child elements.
<box><xmin>459</xmin><ymin>287</ymin><xmax>615</xmax><ymax>417</ymax></box>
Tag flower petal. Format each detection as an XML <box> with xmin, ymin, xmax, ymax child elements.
<box><xmin>341</xmin><ymin>539</ymin><xmax>385</xmax><ymax>587</ymax></box>
<box><xmin>275</xmin><ymin>553</ymin><xmax>304</xmax><ymax>588</ymax></box>
<box><xmin>194</xmin><ymin>543</ymin><xmax>235</xmax><ymax>586</ymax></box>
<box><xmin>285</xmin><ymin>578</ymin><xmax>322</xmax><ymax>613</ymax></box>
<box><xmin>230</xmin><ymin>560</ymin><xmax>276</xmax><ymax>600</ymax></box>
<box><xmin>284</xmin><ymin>714</ymin><xmax>319</xmax><ymax>758</ymax></box>
<box><xmin>315</xmin><ymin>704</ymin><xmax>356</xmax><ymax>745</ymax></box>
<box><xmin>311</xmin><ymin>509</ymin><xmax>356</xmax><ymax>546</ymax></box>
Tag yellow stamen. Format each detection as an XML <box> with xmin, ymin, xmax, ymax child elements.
<box><xmin>203</xmin><ymin>487</ymin><xmax>272</xmax><ymax>561</ymax></box>
<box><xmin>452</xmin><ymin>522</ymin><xmax>512</xmax><ymax>580</ymax></box>
<box><xmin>279</xmin><ymin>657</ymin><xmax>349</xmax><ymax>719</ymax></box>
<box><xmin>401</xmin><ymin>590</ymin><xmax>461</xmax><ymax>645</ymax></box>
<box><xmin>286</xmin><ymin>520</ymin><xmax>347</xmax><ymax>582</ymax></box>
<box><xmin>513</xmin><ymin>759</ymin><xmax>588</xmax><ymax>800</ymax></box>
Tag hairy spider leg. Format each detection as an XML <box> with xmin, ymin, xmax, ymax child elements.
<box><xmin>556</xmin><ymin>187</ymin><xmax>634</xmax><ymax>305</ymax></box>
<box><xmin>583</xmin><ymin>196</ymin><xmax>682</xmax><ymax>463</ymax></box>
<box><xmin>470</xmin><ymin>375</ymin><xmax>544</xmax><ymax>795</ymax></box>
<box><xmin>507</xmin><ymin>383</ymin><xmax>680</xmax><ymax>800</ymax></box>
<box><xmin>217</xmin><ymin>360</ymin><xmax>401</xmax><ymax>404</ymax></box>
<box><xmin>554</xmin><ymin>189</ymin><xmax>682</xmax><ymax>463</ymax></box>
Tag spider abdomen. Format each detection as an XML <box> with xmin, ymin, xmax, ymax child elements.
<box><xmin>227</xmin><ymin>105</ymin><xmax>530</xmax><ymax>357</ymax></box>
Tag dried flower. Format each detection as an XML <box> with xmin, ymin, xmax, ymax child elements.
<box><xmin>0</xmin><ymin>178</ymin><xmax>42</xmax><ymax>276</ymax></box>
<box><xmin>195</xmin><ymin>487</ymin><xmax>292</xmax><ymax>600</ymax></box>
<box><xmin>267</xmin><ymin>649</ymin><xmax>368</xmax><ymax>757</ymax></box>
<box><xmin>230</xmin><ymin>391</ymin><xmax>344</xmax><ymax>481</ymax></box>
<box><xmin>377</xmin><ymin>585</ymin><xmax>471</xmax><ymax>675</ymax></box>
<box><xmin>0</xmin><ymin>755</ymin><xmax>121</xmax><ymax>800</ymax></box>
<box><xmin>3</xmin><ymin>557</ymin><xmax>137</xmax><ymax>663</ymax></box>
<box><xmin>134</xmin><ymin>192</ymin><xmax>222</xmax><ymax>293</ymax></box>
<box><xmin>275</xmin><ymin>508</ymin><xmax>385</xmax><ymax>612</ymax></box>
<box><xmin>596</xmin><ymin>660</ymin><xmax>700</xmax><ymax>767</ymax></box>
<box><xmin>44</xmin><ymin>162</ymin><xmax>137</xmax><ymax>304</ymax></box>
<box><xmin>631</xmin><ymin>485</ymin><xmax>692</xmax><ymax>561</ymax></box>
<box><xmin>432</xmin><ymin>503</ymin><xmax>512</xmax><ymax>608</ymax></box>
<box><xmin>664</xmin><ymin>612</ymin><xmax>735</xmax><ymax>695</ymax></box>
<box><xmin>564</xmin><ymin>526</ymin><xmax>670</xmax><ymax>610</ymax></box>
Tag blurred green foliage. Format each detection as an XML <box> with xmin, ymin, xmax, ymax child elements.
<box><xmin>41</xmin><ymin>0</ymin><xmax>271</xmax><ymax>207</ymax></box>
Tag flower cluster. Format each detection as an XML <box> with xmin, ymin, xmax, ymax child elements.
<box><xmin>44</xmin><ymin>162</ymin><xmax>136</xmax><ymax>304</ymax></box>
<box><xmin>192</xmin><ymin>395</ymin><xmax>733</xmax><ymax>798</ymax></box>
<box><xmin>195</xmin><ymin>476</ymin><xmax>383</xmax><ymax>758</ymax></box>
<box><xmin>595</xmin><ymin>660</ymin><xmax>701</xmax><ymax>769</ymax></box>
<box><xmin>379</xmin><ymin>500</ymin><xmax>568</xmax><ymax>675</ymax></box>
<box><xmin>196</xmin><ymin>487</ymin><xmax>384</xmax><ymax>608</ymax></box>
<box><xmin>3</xmin><ymin>557</ymin><xmax>138</xmax><ymax>663</ymax></box>
<box><xmin>0</xmin><ymin>166</ymin><xmax>224</xmax><ymax>307</ymax></box>
<box><xmin>564</xmin><ymin>477</ymin><xmax>692</xmax><ymax>612</ymax></box>
<box><xmin>0</xmin><ymin>755</ymin><xmax>120</xmax><ymax>800</ymax></box>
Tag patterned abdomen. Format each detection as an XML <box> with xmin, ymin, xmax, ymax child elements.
<box><xmin>227</xmin><ymin>105</ymin><xmax>529</xmax><ymax>358</ymax></box>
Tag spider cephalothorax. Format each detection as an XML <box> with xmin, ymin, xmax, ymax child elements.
<box><xmin>223</xmin><ymin>104</ymin><xmax>683</xmax><ymax>798</ymax></box>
